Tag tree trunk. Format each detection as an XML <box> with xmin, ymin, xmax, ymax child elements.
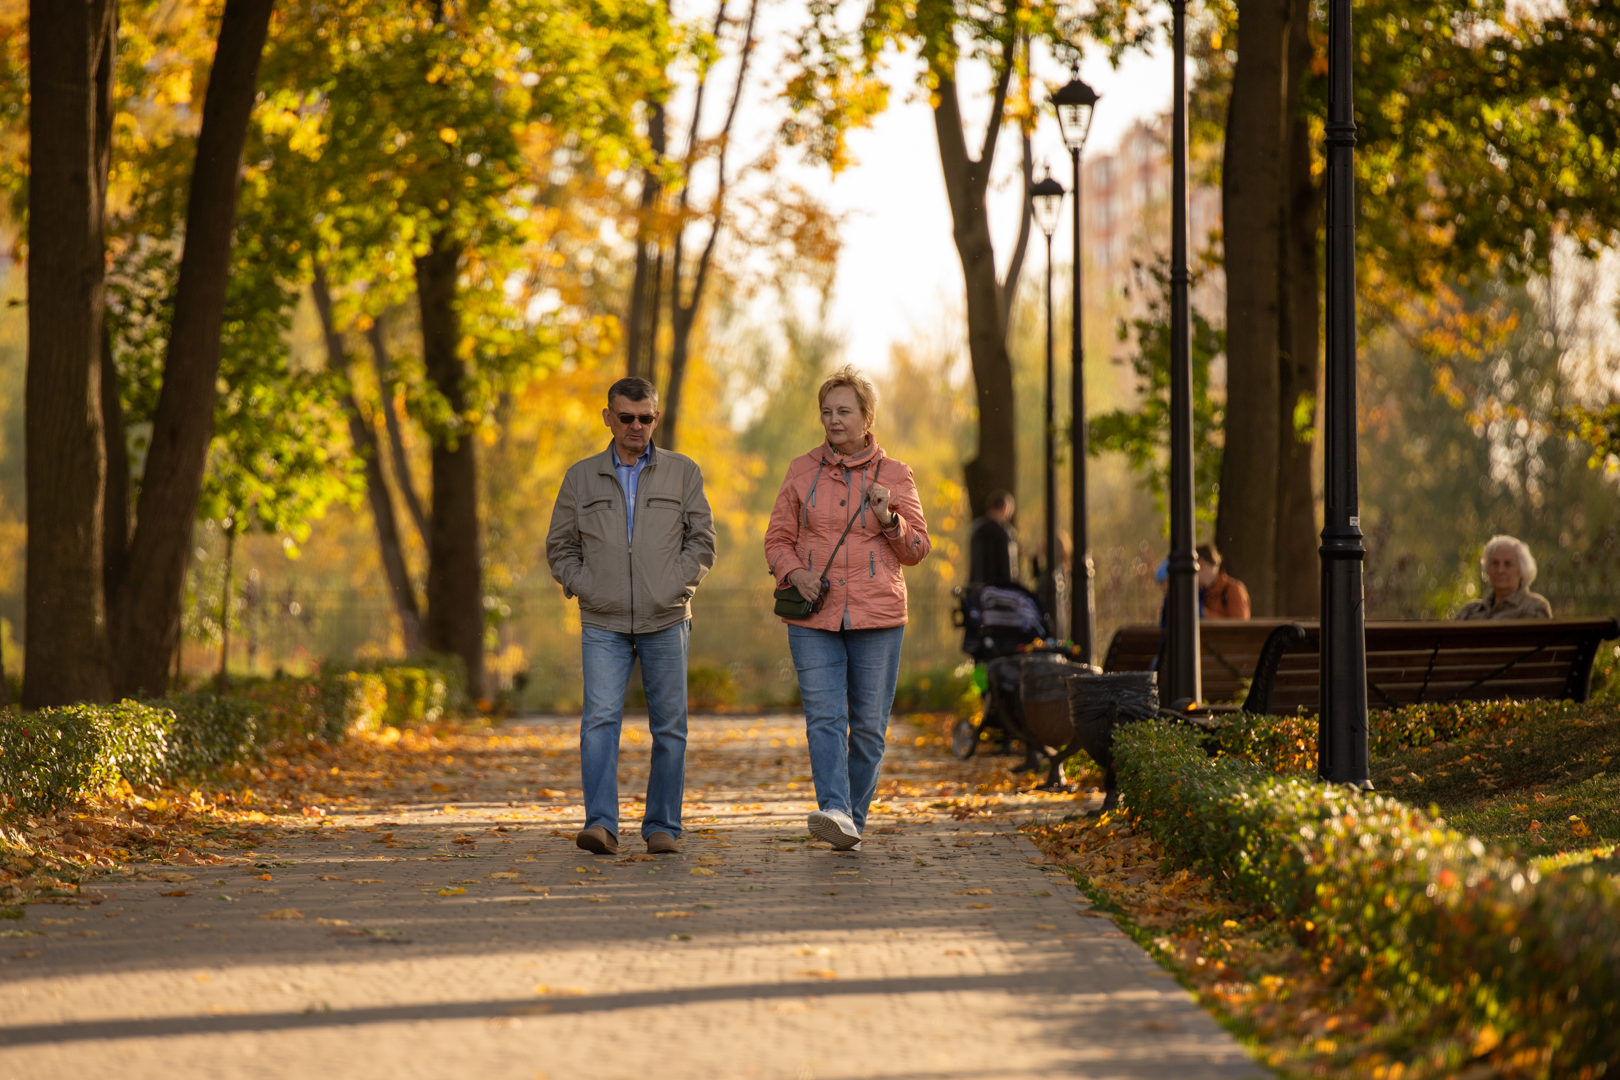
<box><xmin>624</xmin><ymin>102</ymin><xmax>666</xmax><ymax>382</ymax></box>
<box><xmin>101</xmin><ymin>324</ymin><xmax>130</xmax><ymax>611</ymax></box>
<box><xmin>1215</xmin><ymin>0</ymin><xmax>1290</xmax><ymax>615</ymax></box>
<box><xmin>109</xmin><ymin>0</ymin><xmax>276</xmax><ymax>698</ymax></box>
<box><xmin>367</xmin><ymin>318</ymin><xmax>429</xmax><ymax>545</ymax></box>
<box><xmin>312</xmin><ymin>271</ymin><xmax>424</xmax><ymax>654</ymax></box>
<box><xmin>933</xmin><ymin>71</ymin><xmax>1018</xmax><ymax>516</ymax></box>
<box><xmin>23</xmin><ymin>0</ymin><xmax>118</xmax><ymax>707</ymax></box>
<box><xmin>662</xmin><ymin>298</ymin><xmax>695</xmax><ymax>452</ymax></box>
<box><xmin>1274</xmin><ymin>4</ymin><xmax>1323</xmax><ymax>616</ymax></box>
<box><xmin>216</xmin><ymin>528</ymin><xmax>234</xmax><ymax>691</ymax></box>
<box><xmin>415</xmin><ymin>237</ymin><xmax>488</xmax><ymax>701</ymax></box>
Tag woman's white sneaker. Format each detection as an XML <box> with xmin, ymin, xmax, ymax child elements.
<box><xmin>807</xmin><ymin>809</ymin><xmax>862</xmax><ymax>850</ymax></box>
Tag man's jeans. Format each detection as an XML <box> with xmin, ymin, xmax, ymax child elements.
<box><xmin>580</xmin><ymin>620</ymin><xmax>690</xmax><ymax>840</ymax></box>
<box><xmin>787</xmin><ymin>624</ymin><xmax>905</xmax><ymax>833</ymax></box>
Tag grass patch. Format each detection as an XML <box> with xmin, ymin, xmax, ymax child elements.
<box><xmin>1372</xmin><ymin>703</ymin><xmax>1620</xmax><ymax>862</ymax></box>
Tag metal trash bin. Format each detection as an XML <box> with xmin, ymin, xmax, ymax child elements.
<box><xmin>1066</xmin><ymin>671</ymin><xmax>1159</xmax><ymax>812</ymax></box>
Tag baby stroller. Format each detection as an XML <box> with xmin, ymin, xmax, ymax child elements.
<box><xmin>950</xmin><ymin>583</ymin><xmax>1057</xmax><ymax>762</ymax></box>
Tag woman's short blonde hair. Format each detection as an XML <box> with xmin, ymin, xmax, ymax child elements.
<box><xmin>818</xmin><ymin>364</ymin><xmax>877</xmax><ymax>426</ymax></box>
<box><xmin>1480</xmin><ymin>534</ymin><xmax>1537</xmax><ymax>588</ymax></box>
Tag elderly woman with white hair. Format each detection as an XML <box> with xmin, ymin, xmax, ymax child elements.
<box><xmin>1457</xmin><ymin>535</ymin><xmax>1553</xmax><ymax>620</ymax></box>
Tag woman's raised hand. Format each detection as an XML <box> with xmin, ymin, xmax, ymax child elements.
<box><xmin>786</xmin><ymin>568</ymin><xmax>823</xmax><ymax>601</ymax></box>
<box><xmin>869</xmin><ymin>482</ymin><xmax>894</xmax><ymax>526</ymax></box>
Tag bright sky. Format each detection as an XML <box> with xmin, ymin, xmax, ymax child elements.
<box><xmin>702</xmin><ymin>4</ymin><xmax>1185</xmax><ymax>373</ymax></box>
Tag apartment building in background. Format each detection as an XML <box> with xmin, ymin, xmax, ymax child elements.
<box><xmin>1080</xmin><ymin>115</ymin><xmax>1222</xmax><ymax>303</ymax></box>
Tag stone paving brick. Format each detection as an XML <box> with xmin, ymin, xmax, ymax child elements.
<box><xmin>0</xmin><ymin>715</ymin><xmax>1262</xmax><ymax>1079</ymax></box>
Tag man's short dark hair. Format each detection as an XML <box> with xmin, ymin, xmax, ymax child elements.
<box><xmin>608</xmin><ymin>377</ymin><xmax>657</xmax><ymax>406</ymax></box>
<box><xmin>985</xmin><ymin>489</ymin><xmax>1014</xmax><ymax>513</ymax></box>
<box><xmin>1196</xmin><ymin>542</ymin><xmax>1221</xmax><ymax>568</ymax></box>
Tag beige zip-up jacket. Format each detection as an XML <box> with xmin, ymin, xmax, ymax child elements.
<box><xmin>546</xmin><ymin>443</ymin><xmax>716</xmax><ymax>634</ymax></box>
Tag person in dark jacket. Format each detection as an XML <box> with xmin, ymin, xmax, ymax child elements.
<box><xmin>968</xmin><ymin>490</ymin><xmax>1019</xmax><ymax>586</ymax></box>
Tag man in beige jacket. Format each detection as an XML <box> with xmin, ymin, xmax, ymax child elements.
<box><xmin>546</xmin><ymin>377</ymin><xmax>716</xmax><ymax>855</ymax></box>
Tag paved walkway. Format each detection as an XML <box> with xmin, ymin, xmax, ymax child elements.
<box><xmin>0</xmin><ymin>716</ymin><xmax>1261</xmax><ymax>1080</ymax></box>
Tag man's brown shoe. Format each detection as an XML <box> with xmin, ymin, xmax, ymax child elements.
<box><xmin>576</xmin><ymin>826</ymin><xmax>620</xmax><ymax>855</ymax></box>
<box><xmin>646</xmin><ymin>831</ymin><xmax>680</xmax><ymax>855</ymax></box>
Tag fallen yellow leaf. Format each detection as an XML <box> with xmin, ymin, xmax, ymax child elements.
<box><xmin>966</xmin><ymin>904</ymin><xmax>991</xmax><ymax>910</ymax></box>
<box><xmin>437</xmin><ymin>887</ymin><xmax>466</xmax><ymax>896</ymax></box>
<box><xmin>520</xmin><ymin>886</ymin><xmax>550</xmax><ymax>894</ymax></box>
<box><xmin>486</xmin><ymin>872</ymin><xmax>521</xmax><ymax>880</ymax></box>
<box><xmin>260</xmin><ymin>909</ymin><xmax>304</xmax><ymax>920</ymax></box>
<box><xmin>1035</xmin><ymin>923</ymin><xmax>1057</xmax><ymax>930</ymax></box>
<box><xmin>955</xmin><ymin>888</ymin><xmax>992</xmax><ymax>895</ymax></box>
<box><xmin>162</xmin><ymin>874</ymin><xmax>195</xmax><ymax>883</ymax></box>
<box><xmin>315</xmin><ymin>875</ymin><xmax>343</xmax><ymax>881</ymax></box>
<box><xmin>353</xmin><ymin>879</ymin><xmax>385</xmax><ymax>884</ymax></box>
<box><xmin>316</xmin><ymin>918</ymin><xmax>350</xmax><ymax>927</ymax></box>
<box><xmin>430</xmin><ymin>783</ymin><xmax>451</xmax><ymax>793</ymax></box>
<box><xmin>655</xmin><ymin>910</ymin><xmax>695</xmax><ymax>918</ymax></box>
<box><xmin>690</xmin><ymin>868</ymin><xmax>718</xmax><ymax>876</ymax></box>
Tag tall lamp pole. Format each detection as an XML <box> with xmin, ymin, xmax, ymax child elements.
<box><xmin>1031</xmin><ymin>170</ymin><xmax>1066</xmax><ymax>638</ymax></box>
<box><xmin>1052</xmin><ymin>70</ymin><xmax>1098</xmax><ymax>665</ymax></box>
<box><xmin>1318</xmin><ymin>0</ymin><xmax>1370</xmax><ymax>784</ymax></box>
<box><xmin>1163</xmin><ymin>0</ymin><xmax>1201</xmax><ymax>706</ymax></box>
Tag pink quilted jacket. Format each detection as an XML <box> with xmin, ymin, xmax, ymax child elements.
<box><xmin>763</xmin><ymin>437</ymin><xmax>931</xmax><ymax>630</ymax></box>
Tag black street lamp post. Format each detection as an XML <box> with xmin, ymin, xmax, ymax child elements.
<box><xmin>1163</xmin><ymin>0</ymin><xmax>1201</xmax><ymax>706</ymax></box>
<box><xmin>1031</xmin><ymin>170</ymin><xmax>1066</xmax><ymax>638</ymax></box>
<box><xmin>1052</xmin><ymin>70</ymin><xmax>1098</xmax><ymax>665</ymax></box>
<box><xmin>1318</xmin><ymin>0</ymin><xmax>1371</xmax><ymax>784</ymax></box>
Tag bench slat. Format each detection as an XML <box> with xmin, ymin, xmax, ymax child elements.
<box><xmin>1101</xmin><ymin>616</ymin><xmax>1620</xmax><ymax>715</ymax></box>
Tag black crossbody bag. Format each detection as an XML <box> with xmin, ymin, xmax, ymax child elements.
<box><xmin>774</xmin><ymin>461</ymin><xmax>885</xmax><ymax>619</ymax></box>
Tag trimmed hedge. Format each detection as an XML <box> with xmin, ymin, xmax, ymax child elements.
<box><xmin>1215</xmin><ymin>699</ymin><xmax>1583</xmax><ymax>774</ymax></box>
<box><xmin>0</xmin><ymin>702</ymin><xmax>173</xmax><ymax>818</ymax></box>
<box><xmin>1116</xmin><ymin>720</ymin><xmax>1620</xmax><ymax>1073</ymax></box>
<box><xmin>0</xmin><ymin>655</ymin><xmax>472</xmax><ymax>820</ymax></box>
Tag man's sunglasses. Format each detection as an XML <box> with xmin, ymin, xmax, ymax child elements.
<box><xmin>616</xmin><ymin>412</ymin><xmax>657</xmax><ymax>427</ymax></box>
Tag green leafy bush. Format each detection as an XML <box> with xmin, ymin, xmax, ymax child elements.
<box><xmin>1117</xmin><ymin>720</ymin><xmax>1620</xmax><ymax>1073</ymax></box>
<box><xmin>687</xmin><ymin>666</ymin><xmax>738</xmax><ymax>710</ymax></box>
<box><xmin>1215</xmin><ymin>699</ymin><xmax>1586</xmax><ymax>774</ymax></box>
<box><xmin>0</xmin><ymin>658</ymin><xmax>474</xmax><ymax>821</ymax></box>
<box><xmin>160</xmin><ymin>693</ymin><xmax>261</xmax><ymax>774</ymax></box>
<box><xmin>342</xmin><ymin>654</ymin><xmax>469</xmax><ymax>729</ymax></box>
<box><xmin>0</xmin><ymin>702</ymin><xmax>173</xmax><ymax>818</ymax></box>
<box><xmin>892</xmin><ymin>665</ymin><xmax>974</xmax><ymax>714</ymax></box>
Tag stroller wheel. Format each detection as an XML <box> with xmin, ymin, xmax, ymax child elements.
<box><xmin>950</xmin><ymin>717</ymin><xmax>979</xmax><ymax>760</ymax></box>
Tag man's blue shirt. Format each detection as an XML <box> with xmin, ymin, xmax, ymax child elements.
<box><xmin>611</xmin><ymin>444</ymin><xmax>652</xmax><ymax>543</ymax></box>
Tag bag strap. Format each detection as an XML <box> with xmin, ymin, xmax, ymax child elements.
<box><xmin>809</xmin><ymin>453</ymin><xmax>885</xmax><ymax>573</ymax></box>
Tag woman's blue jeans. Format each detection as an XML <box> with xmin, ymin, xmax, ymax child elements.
<box><xmin>787</xmin><ymin>624</ymin><xmax>905</xmax><ymax>833</ymax></box>
<box><xmin>580</xmin><ymin>620</ymin><xmax>689</xmax><ymax>840</ymax></box>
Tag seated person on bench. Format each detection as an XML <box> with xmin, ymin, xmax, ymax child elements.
<box><xmin>1457</xmin><ymin>534</ymin><xmax>1553</xmax><ymax>620</ymax></box>
<box><xmin>1197</xmin><ymin>542</ymin><xmax>1251</xmax><ymax>620</ymax></box>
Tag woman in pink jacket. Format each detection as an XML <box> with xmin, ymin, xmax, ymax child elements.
<box><xmin>764</xmin><ymin>365</ymin><xmax>932</xmax><ymax>850</ymax></box>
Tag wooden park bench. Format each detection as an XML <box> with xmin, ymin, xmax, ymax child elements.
<box><xmin>1102</xmin><ymin>616</ymin><xmax>1620</xmax><ymax>714</ymax></box>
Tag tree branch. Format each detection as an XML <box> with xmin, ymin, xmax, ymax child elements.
<box><xmin>367</xmin><ymin>315</ymin><xmax>431</xmax><ymax>546</ymax></box>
